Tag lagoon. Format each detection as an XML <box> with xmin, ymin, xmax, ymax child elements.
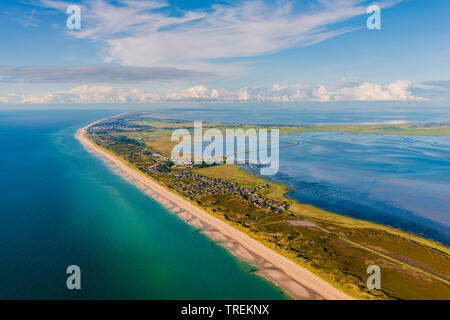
<box><xmin>252</xmin><ymin>132</ymin><xmax>450</xmax><ymax>245</ymax></box>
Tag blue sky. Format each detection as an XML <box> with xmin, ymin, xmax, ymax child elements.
<box><xmin>0</xmin><ymin>0</ymin><xmax>449</xmax><ymax>105</ymax></box>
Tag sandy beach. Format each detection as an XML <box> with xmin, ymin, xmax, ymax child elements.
<box><xmin>76</xmin><ymin>123</ymin><xmax>352</xmax><ymax>300</ymax></box>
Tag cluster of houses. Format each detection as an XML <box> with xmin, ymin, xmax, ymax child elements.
<box><xmin>169</xmin><ymin>171</ymin><xmax>288</xmax><ymax>213</ymax></box>
<box><xmin>147</xmin><ymin>163</ymin><xmax>162</xmax><ymax>172</ymax></box>
<box><xmin>88</xmin><ymin>119</ymin><xmax>143</xmax><ymax>134</ymax></box>
<box><xmin>91</xmin><ymin>117</ymin><xmax>288</xmax><ymax>214</ymax></box>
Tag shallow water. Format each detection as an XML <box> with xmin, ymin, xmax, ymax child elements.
<box><xmin>146</xmin><ymin>106</ymin><xmax>450</xmax><ymax>125</ymax></box>
<box><xmin>248</xmin><ymin>132</ymin><xmax>450</xmax><ymax>245</ymax></box>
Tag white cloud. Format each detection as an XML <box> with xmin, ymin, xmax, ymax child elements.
<box><xmin>232</xmin><ymin>80</ymin><xmax>427</xmax><ymax>102</ymax></box>
<box><xmin>38</xmin><ymin>0</ymin><xmax>402</xmax><ymax>73</ymax></box>
<box><xmin>0</xmin><ymin>85</ymin><xmax>160</xmax><ymax>104</ymax></box>
<box><xmin>166</xmin><ymin>85</ymin><xmax>214</xmax><ymax>100</ymax></box>
<box><xmin>332</xmin><ymin>80</ymin><xmax>427</xmax><ymax>101</ymax></box>
<box><xmin>0</xmin><ymin>79</ymin><xmax>428</xmax><ymax>104</ymax></box>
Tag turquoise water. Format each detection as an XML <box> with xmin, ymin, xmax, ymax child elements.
<box><xmin>0</xmin><ymin>110</ymin><xmax>285</xmax><ymax>299</ymax></box>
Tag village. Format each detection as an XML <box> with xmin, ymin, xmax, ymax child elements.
<box><xmin>147</xmin><ymin>164</ymin><xmax>288</xmax><ymax>213</ymax></box>
<box><xmin>88</xmin><ymin>115</ymin><xmax>288</xmax><ymax>215</ymax></box>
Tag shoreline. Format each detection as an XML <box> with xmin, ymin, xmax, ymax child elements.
<box><xmin>75</xmin><ymin>123</ymin><xmax>353</xmax><ymax>300</ymax></box>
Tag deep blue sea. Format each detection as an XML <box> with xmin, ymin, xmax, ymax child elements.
<box><xmin>0</xmin><ymin>110</ymin><xmax>286</xmax><ymax>299</ymax></box>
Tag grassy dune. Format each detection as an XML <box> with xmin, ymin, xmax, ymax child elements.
<box><xmin>192</xmin><ymin>164</ymin><xmax>450</xmax><ymax>298</ymax></box>
<box><xmin>88</xmin><ymin>114</ymin><xmax>450</xmax><ymax>300</ymax></box>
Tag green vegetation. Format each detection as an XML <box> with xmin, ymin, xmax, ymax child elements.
<box><xmin>86</xmin><ymin>113</ymin><xmax>450</xmax><ymax>300</ymax></box>
<box><xmin>272</xmin><ymin>122</ymin><xmax>450</xmax><ymax>136</ymax></box>
<box><xmin>129</xmin><ymin>116</ymin><xmax>450</xmax><ymax>136</ymax></box>
<box><xmin>193</xmin><ymin>164</ymin><xmax>287</xmax><ymax>202</ymax></box>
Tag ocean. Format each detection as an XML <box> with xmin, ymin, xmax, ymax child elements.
<box><xmin>0</xmin><ymin>110</ymin><xmax>285</xmax><ymax>299</ymax></box>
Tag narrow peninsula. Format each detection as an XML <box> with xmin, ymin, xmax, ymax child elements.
<box><xmin>77</xmin><ymin>113</ymin><xmax>450</xmax><ymax>300</ymax></box>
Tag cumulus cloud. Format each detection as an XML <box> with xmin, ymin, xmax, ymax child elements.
<box><xmin>328</xmin><ymin>80</ymin><xmax>426</xmax><ymax>101</ymax></box>
<box><xmin>0</xmin><ymin>79</ymin><xmax>428</xmax><ymax>104</ymax></box>
<box><xmin>38</xmin><ymin>0</ymin><xmax>402</xmax><ymax>72</ymax></box>
<box><xmin>2</xmin><ymin>85</ymin><xmax>160</xmax><ymax>104</ymax></box>
<box><xmin>0</xmin><ymin>66</ymin><xmax>213</xmax><ymax>83</ymax></box>
<box><xmin>226</xmin><ymin>80</ymin><xmax>427</xmax><ymax>102</ymax></box>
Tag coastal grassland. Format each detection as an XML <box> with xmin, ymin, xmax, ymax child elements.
<box><xmin>122</xmin><ymin>118</ymin><xmax>450</xmax><ymax>160</ymax></box>
<box><xmin>154</xmin><ymin>169</ymin><xmax>450</xmax><ymax>299</ymax></box>
<box><xmin>192</xmin><ymin>164</ymin><xmax>450</xmax><ymax>292</ymax></box>
<box><xmin>86</xmin><ymin>114</ymin><xmax>450</xmax><ymax>300</ymax></box>
<box><xmin>273</xmin><ymin>122</ymin><xmax>450</xmax><ymax>136</ymax></box>
<box><xmin>128</xmin><ymin>116</ymin><xmax>450</xmax><ymax>136</ymax></box>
